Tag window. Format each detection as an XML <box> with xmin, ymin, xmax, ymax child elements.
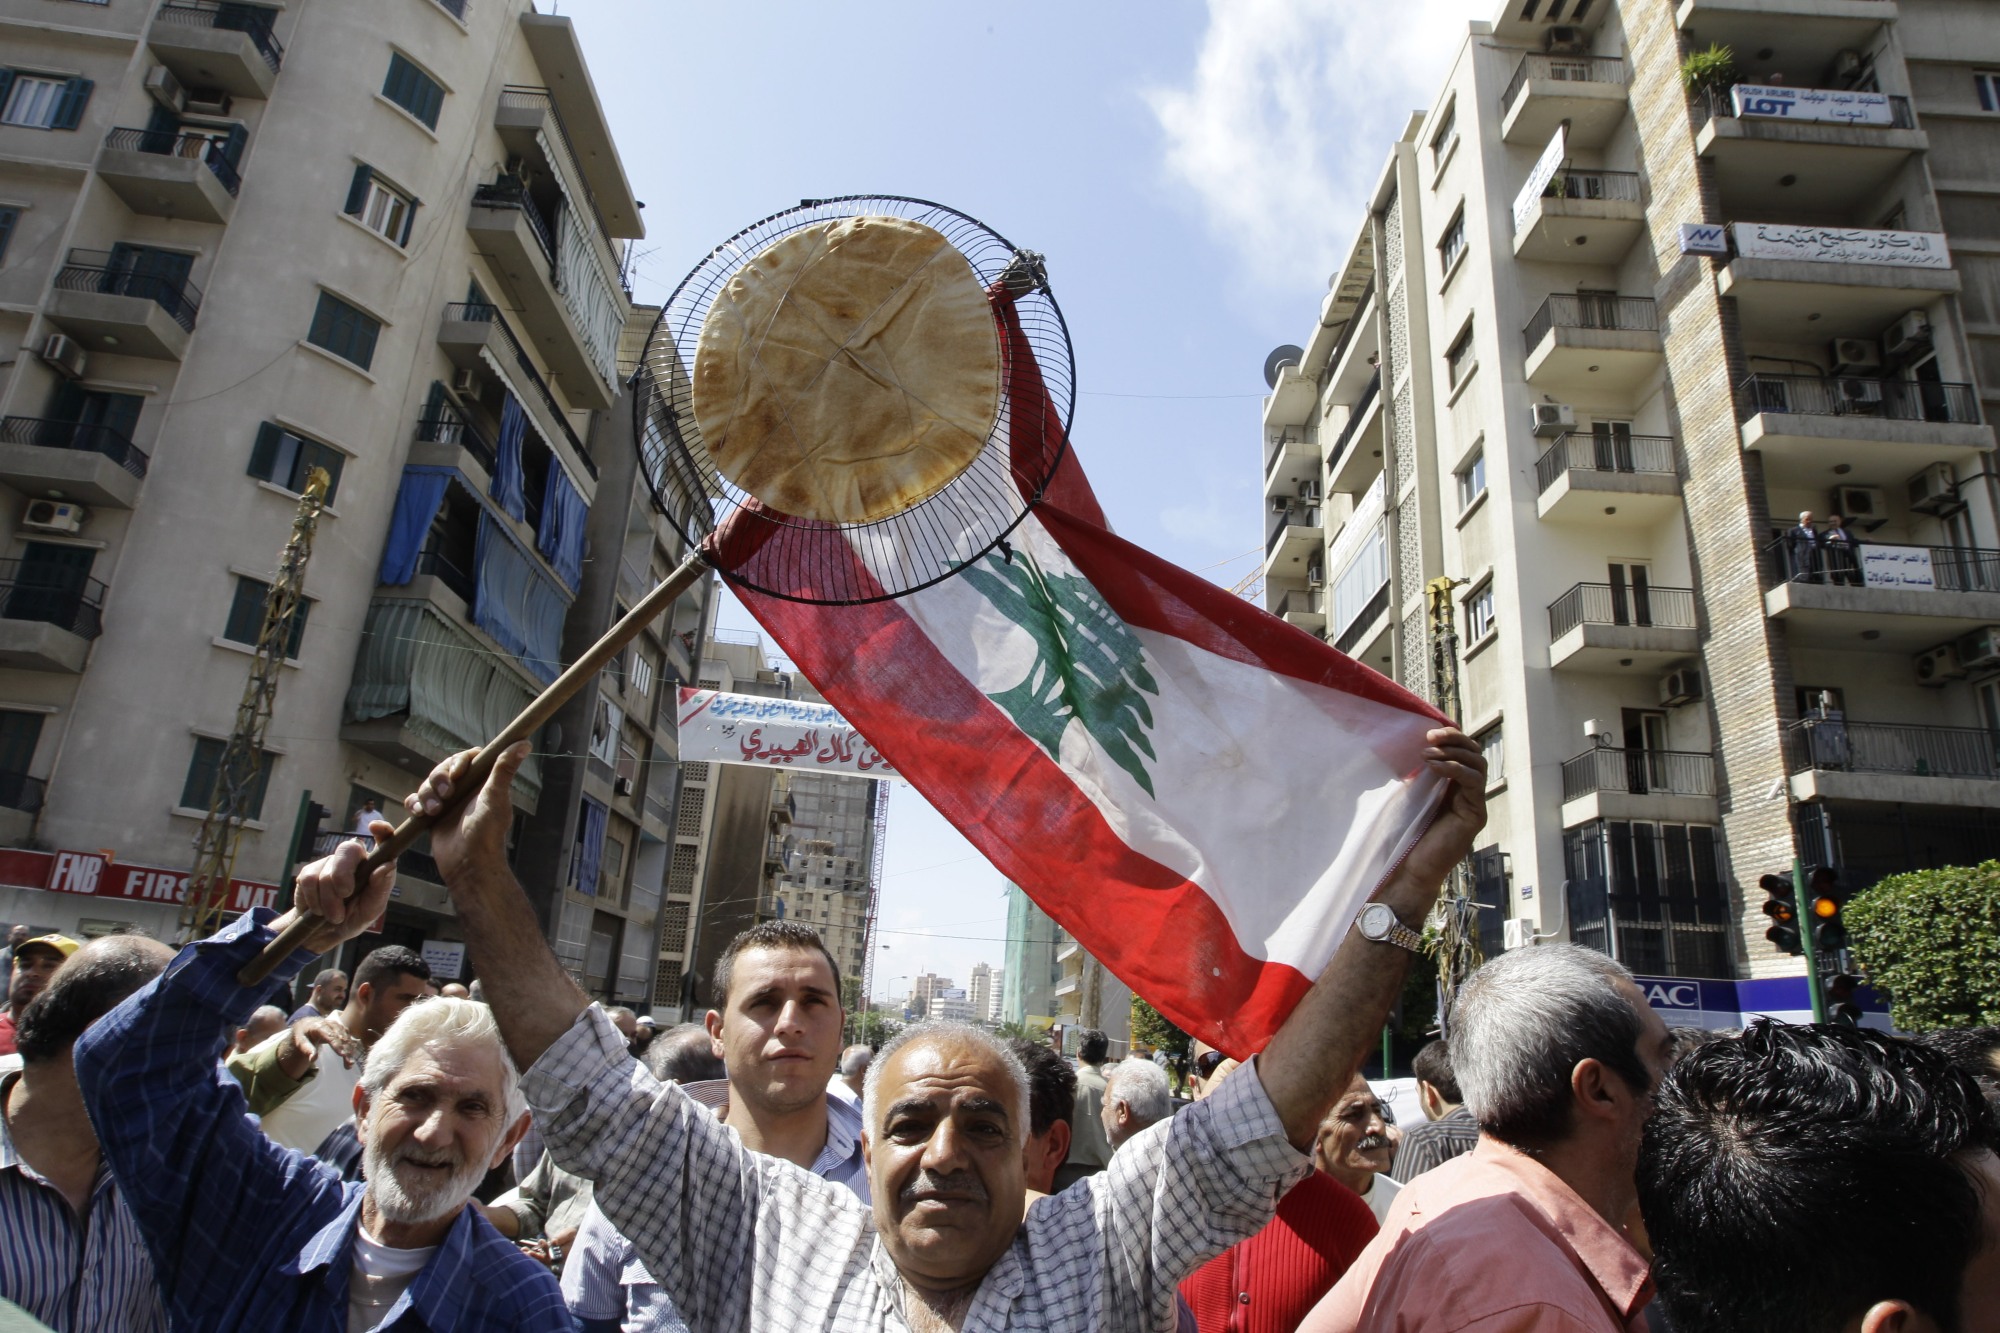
<box><xmin>307</xmin><ymin>292</ymin><xmax>380</xmax><ymax>370</ymax></box>
<box><xmin>628</xmin><ymin>650</ymin><xmax>654</xmax><ymax>698</ymax></box>
<box><xmin>1445</xmin><ymin>323</ymin><xmax>1476</xmax><ymax>389</ymax></box>
<box><xmin>0</xmin><ymin>73</ymin><xmax>92</xmax><ymax>130</ymax></box>
<box><xmin>181</xmin><ymin>737</ymin><xmax>275</xmax><ymax>818</ymax></box>
<box><xmin>1475</xmin><ymin>723</ymin><xmax>1504</xmax><ymax>784</ymax></box>
<box><xmin>1430</xmin><ymin>101</ymin><xmax>1458</xmax><ymax>170</ymax></box>
<box><xmin>588</xmin><ymin>698</ymin><xmax>623</xmax><ymax>765</ymax></box>
<box><xmin>0</xmin><ymin>207</ymin><xmax>16</xmax><ymax>266</ymax></box>
<box><xmin>1465</xmin><ymin>580</ymin><xmax>1496</xmax><ymax>642</ymax></box>
<box><xmin>381</xmin><ymin>53</ymin><xmax>444</xmax><ymax>130</ymax></box>
<box><xmin>1455</xmin><ymin>447</ymin><xmax>1487</xmax><ymax>511</ymax></box>
<box><xmin>342</xmin><ymin>166</ymin><xmax>418</xmax><ymax>246</ymax></box>
<box><xmin>1978</xmin><ymin>72</ymin><xmax>2000</xmax><ymax>113</ymax></box>
<box><xmin>1438</xmin><ymin>209</ymin><xmax>1467</xmax><ymax>275</ymax></box>
<box><xmin>223</xmin><ymin>575</ymin><xmax>310</xmax><ymax>658</ymax></box>
<box><xmin>248</xmin><ymin>422</ymin><xmax>345</xmax><ymax>503</ymax></box>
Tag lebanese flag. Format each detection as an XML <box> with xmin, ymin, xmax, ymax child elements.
<box><xmin>724</xmin><ymin>288</ymin><xmax>1448</xmax><ymax>1056</ymax></box>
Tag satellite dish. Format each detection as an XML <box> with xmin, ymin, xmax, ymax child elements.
<box><xmin>1263</xmin><ymin>344</ymin><xmax>1304</xmax><ymax>389</ymax></box>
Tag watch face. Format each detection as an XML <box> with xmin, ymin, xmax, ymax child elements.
<box><xmin>1359</xmin><ymin>903</ymin><xmax>1391</xmax><ymax>938</ymax></box>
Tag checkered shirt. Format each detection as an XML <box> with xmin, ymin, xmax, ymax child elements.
<box><xmin>524</xmin><ymin>1008</ymin><xmax>1311</xmax><ymax>1332</ymax></box>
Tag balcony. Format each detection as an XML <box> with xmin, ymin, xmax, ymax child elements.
<box><xmin>435</xmin><ymin>302</ymin><xmax>598</xmax><ymax>483</ymax></box>
<box><xmin>1760</xmin><ymin>537</ymin><xmax>2000</xmax><ymax>649</ymax></box>
<box><xmin>467</xmin><ymin>178</ymin><xmax>616</xmax><ymax>412</ymax></box>
<box><xmin>97</xmin><ymin>128</ymin><xmax>240</xmax><ymax>224</ymax></box>
<box><xmin>1567</xmin><ymin>872</ymin><xmax>1733</xmax><ymax>980</ymax></box>
<box><xmin>1522</xmin><ymin>294</ymin><xmax>1662</xmax><ymax>397</ymax></box>
<box><xmin>1561</xmin><ymin>746</ymin><xmax>1719</xmax><ymax>826</ymax></box>
<box><xmin>1265</xmin><ymin>503</ymin><xmax>1321</xmax><ymax>570</ymax></box>
<box><xmin>1534</xmin><ymin>433</ymin><xmax>1679</xmax><ymax>526</ymax></box>
<box><xmin>0</xmin><ymin>418</ymin><xmax>149</xmax><ymax>508</ymax></box>
<box><xmin>1718</xmin><ymin>224</ymin><xmax>1958</xmax><ymax>340</ymax></box>
<box><xmin>1786</xmin><ymin>718</ymin><xmax>2000</xmax><ymax>809</ymax></box>
<box><xmin>1264</xmin><ymin>428</ymin><xmax>1317</xmax><ymax>500</ymax></box>
<box><xmin>1736</xmin><ymin>373</ymin><xmax>1992</xmax><ymax>488</ymax></box>
<box><xmin>1263</xmin><ymin>362</ymin><xmax>1317</xmax><ymax>432</ymax></box>
<box><xmin>409</xmin><ymin>403</ymin><xmax>498</xmax><ymax>483</ymax></box>
<box><xmin>1326</xmin><ymin>392</ymin><xmax>1385</xmax><ymax>498</ymax></box>
<box><xmin>1548</xmin><ymin>582</ymin><xmax>1699</xmax><ymax>671</ymax></box>
<box><xmin>1277</xmin><ymin>587</ymin><xmax>1326</xmax><ymax>635</ymax></box>
<box><xmin>1333</xmin><ymin>583</ymin><xmax>1390</xmax><ymax>660</ymax></box>
<box><xmin>1692</xmin><ymin>86</ymin><xmax>1923</xmax><ymax>216</ymax></box>
<box><xmin>1501</xmin><ymin>55</ymin><xmax>1629</xmax><ymax>148</ymax></box>
<box><xmin>46</xmin><ymin>251</ymin><xmax>201</xmax><ymax>361</ymax></box>
<box><xmin>1673</xmin><ymin>2</ymin><xmax>1900</xmax><ymax>85</ymax></box>
<box><xmin>0</xmin><ymin>562</ymin><xmax>107</xmax><ymax>673</ymax></box>
<box><xmin>148</xmin><ymin>0</ymin><xmax>283</xmax><ymax>100</ymax></box>
<box><xmin>1513</xmin><ymin>170</ymin><xmax>1645</xmax><ymax>264</ymax></box>
<box><xmin>1323</xmin><ymin>369</ymin><xmax>1380</xmax><ymax>479</ymax></box>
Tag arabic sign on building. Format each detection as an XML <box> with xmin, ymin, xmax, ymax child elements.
<box><xmin>0</xmin><ymin>847</ymin><xmax>281</xmax><ymax>914</ymax></box>
<box><xmin>1731</xmin><ymin>84</ymin><xmax>1895</xmax><ymax>127</ymax></box>
<box><xmin>1512</xmin><ymin>125</ymin><xmax>1568</xmax><ymax>233</ymax></box>
<box><xmin>1730</xmin><ymin>223</ymin><xmax>1951</xmax><ymax>269</ymax></box>
<box><xmin>1860</xmin><ymin>544</ymin><xmax>1937</xmax><ymax>590</ymax></box>
<box><xmin>676</xmin><ymin>688</ymin><xmax>896</xmax><ymax>777</ymax></box>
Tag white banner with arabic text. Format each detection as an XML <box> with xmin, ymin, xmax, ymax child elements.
<box><xmin>676</xmin><ymin>688</ymin><xmax>897</xmax><ymax>777</ymax></box>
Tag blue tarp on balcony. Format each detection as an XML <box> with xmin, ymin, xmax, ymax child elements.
<box><xmin>378</xmin><ymin>467</ymin><xmax>452</xmax><ymax>585</ymax></box>
<box><xmin>491</xmin><ymin>392</ymin><xmax>527</xmax><ymax>520</ymax></box>
<box><xmin>473</xmin><ymin>511</ymin><xmax>566</xmax><ymax>684</ymax></box>
<box><xmin>537</xmin><ymin>465</ymin><xmax>587</xmax><ymax>592</ymax></box>
<box><xmin>575</xmin><ymin>795</ymin><xmax>607</xmax><ymax>896</ymax></box>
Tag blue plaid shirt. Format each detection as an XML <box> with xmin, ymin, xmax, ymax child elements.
<box><xmin>72</xmin><ymin>909</ymin><xmax>569</xmax><ymax>1333</ymax></box>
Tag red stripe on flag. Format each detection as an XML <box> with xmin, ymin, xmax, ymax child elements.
<box><xmin>739</xmin><ymin>587</ymin><xmax>1313</xmax><ymax>1057</ymax></box>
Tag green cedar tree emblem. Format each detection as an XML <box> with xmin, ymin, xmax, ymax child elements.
<box><xmin>960</xmin><ymin>549</ymin><xmax>1162</xmax><ymax>796</ymax></box>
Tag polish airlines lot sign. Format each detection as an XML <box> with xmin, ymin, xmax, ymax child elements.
<box><xmin>0</xmin><ymin>847</ymin><xmax>281</xmax><ymax>914</ymax></box>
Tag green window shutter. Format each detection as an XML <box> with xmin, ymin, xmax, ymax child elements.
<box><xmin>344</xmin><ymin>164</ymin><xmax>371</xmax><ymax>216</ymax></box>
<box><xmin>181</xmin><ymin>738</ymin><xmax>224</xmax><ymax>810</ymax></box>
<box><xmin>224</xmin><ymin>577</ymin><xmax>266</xmax><ymax>644</ymax></box>
<box><xmin>397</xmin><ymin>197</ymin><xmax>418</xmax><ymax>247</ymax></box>
<box><xmin>248</xmin><ymin>421</ymin><xmax>282</xmax><ymax>482</ymax></box>
<box><xmin>51</xmin><ymin>78</ymin><xmax>92</xmax><ymax>131</ymax></box>
<box><xmin>0</xmin><ymin>207</ymin><xmax>15</xmax><ymax>266</ymax></box>
<box><xmin>284</xmin><ymin>599</ymin><xmax>310</xmax><ymax>658</ymax></box>
<box><xmin>307</xmin><ymin>441</ymin><xmax>344</xmax><ymax>505</ymax></box>
<box><xmin>0</xmin><ymin>72</ymin><xmax>15</xmax><ymax>115</ymax></box>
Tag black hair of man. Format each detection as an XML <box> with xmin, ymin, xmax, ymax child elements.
<box><xmin>1411</xmin><ymin>1038</ymin><xmax>1460</xmax><ymax>1103</ymax></box>
<box><xmin>1009</xmin><ymin>1037</ymin><xmax>1077</xmax><ymax>1138</ymax></box>
<box><xmin>1077</xmin><ymin>1028</ymin><xmax>1109</xmax><ymax>1066</ymax></box>
<box><xmin>1639</xmin><ymin>1020</ymin><xmax>1999</xmax><ymax>1333</ymax></box>
<box><xmin>353</xmin><ymin>944</ymin><xmax>430</xmax><ymax>992</ymax></box>
<box><xmin>1918</xmin><ymin>1025</ymin><xmax>2000</xmax><ymax>1099</ymax></box>
<box><xmin>646</xmin><ymin>1022</ymin><xmax>727</xmax><ymax>1085</ymax></box>
<box><xmin>710</xmin><ymin>920</ymin><xmax>841</xmax><ymax>1010</ymax></box>
<box><xmin>14</xmin><ymin>936</ymin><xmax>169</xmax><ymax>1064</ymax></box>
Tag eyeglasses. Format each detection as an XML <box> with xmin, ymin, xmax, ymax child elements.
<box><xmin>1194</xmin><ymin>1050</ymin><xmax>1228</xmax><ymax>1080</ymax></box>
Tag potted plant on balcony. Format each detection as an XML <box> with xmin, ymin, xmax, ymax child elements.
<box><xmin>1678</xmin><ymin>43</ymin><xmax>1737</xmax><ymax>100</ymax></box>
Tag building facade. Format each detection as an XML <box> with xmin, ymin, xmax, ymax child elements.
<box><xmin>1260</xmin><ymin>0</ymin><xmax>2000</xmax><ymax>983</ymax></box>
<box><xmin>0</xmin><ymin>0</ymin><xmax>663</xmax><ymax>982</ymax></box>
<box><xmin>968</xmin><ymin>959</ymin><xmax>999</xmax><ymax>1022</ymax></box>
<box><xmin>1000</xmin><ymin>879</ymin><xmax>1060</xmax><ymax>1026</ymax></box>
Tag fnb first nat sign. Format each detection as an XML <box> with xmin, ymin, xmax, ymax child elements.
<box><xmin>7</xmin><ymin>847</ymin><xmax>280</xmax><ymax>914</ymax></box>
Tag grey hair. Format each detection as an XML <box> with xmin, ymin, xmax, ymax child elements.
<box><xmin>1105</xmin><ymin>1057</ymin><xmax>1174</xmax><ymax>1125</ymax></box>
<box><xmin>359</xmin><ymin>996</ymin><xmax>527</xmax><ymax>1125</ymax></box>
<box><xmin>839</xmin><ymin>1044</ymin><xmax>873</xmax><ymax>1078</ymax></box>
<box><xmin>1452</xmin><ymin>944</ymin><xmax>1650</xmax><ymax>1148</ymax></box>
<box><xmin>861</xmin><ymin>1020</ymin><xmax>1029</xmax><ymax>1142</ymax></box>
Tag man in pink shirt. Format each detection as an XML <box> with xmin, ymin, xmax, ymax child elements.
<box><xmin>1301</xmin><ymin>945</ymin><xmax>1674</xmax><ymax>1333</ymax></box>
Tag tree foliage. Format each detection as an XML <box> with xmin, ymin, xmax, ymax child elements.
<box><xmin>1846</xmin><ymin>861</ymin><xmax>2000</xmax><ymax>1031</ymax></box>
<box><xmin>994</xmin><ymin>1017</ymin><xmax>1051</xmax><ymax>1043</ymax></box>
<box><xmin>1678</xmin><ymin>43</ymin><xmax>1737</xmax><ymax>95</ymax></box>
<box><xmin>851</xmin><ymin>1009</ymin><xmax>903</xmax><ymax>1049</ymax></box>
<box><xmin>1129</xmin><ymin>996</ymin><xmax>1190</xmax><ymax>1059</ymax></box>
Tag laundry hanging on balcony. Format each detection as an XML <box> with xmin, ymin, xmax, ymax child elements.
<box><xmin>378</xmin><ymin>467</ymin><xmax>452</xmax><ymax>585</ymax></box>
<box><xmin>574</xmin><ymin>796</ymin><xmax>607</xmax><ymax>896</ymax></box>
<box><xmin>536</xmin><ymin>464</ymin><xmax>587</xmax><ymax>591</ymax></box>
<box><xmin>472</xmin><ymin>511</ymin><xmax>566</xmax><ymax>685</ymax></box>
<box><xmin>491</xmin><ymin>392</ymin><xmax>528</xmax><ymax>520</ymax></box>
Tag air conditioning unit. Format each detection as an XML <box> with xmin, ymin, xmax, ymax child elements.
<box><xmin>22</xmin><ymin>501</ymin><xmax>85</xmax><ymax>535</ymax></box>
<box><xmin>1915</xmin><ymin>643</ymin><xmax>1965</xmax><ymax>686</ymax></box>
<box><xmin>1908</xmin><ymin>462</ymin><xmax>1961</xmax><ymax>516</ymax></box>
<box><xmin>1502</xmin><ymin>918</ymin><xmax>1539</xmax><ymax>950</ymax></box>
<box><xmin>1832</xmin><ymin>485</ymin><xmax>1888</xmax><ymax>522</ymax></box>
<box><xmin>1271</xmin><ymin>495</ymin><xmax>1294</xmax><ymax>513</ymax></box>
<box><xmin>1836</xmin><ymin>377</ymin><xmax>1884</xmax><ymax>408</ymax></box>
<box><xmin>1659</xmin><ymin>666</ymin><xmax>1703</xmax><ymax>708</ymax></box>
<box><xmin>613</xmin><ymin>775</ymin><xmax>634</xmax><ymax>796</ymax></box>
<box><xmin>1298</xmin><ymin>479</ymin><xmax>1322</xmax><ymax>503</ymax></box>
<box><xmin>1582</xmin><ymin>716</ymin><xmax>1613</xmax><ymax>742</ymax></box>
<box><xmin>449</xmin><ymin>367</ymin><xmax>477</xmax><ymax>395</ymax></box>
<box><xmin>1305</xmin><ymin>563</ymin><xmax>1325</xmax><ymax>588</ymax></box>
<box><xmin>1544</xmin><ymin>25</ymin><xmax>1588</xmax><ymax>54</ymax></box>
<box><xmin>1530</xmin><ymin>403</ymin><xmax>1577</xmax><ymax>437</ymax></box>
<box><xmin>1829</xmin><ymin>338</ymin><xmax>1882</xmax><ymax>375</ymax></box>
<box><xmin>39</xmin><ymin>334</ymin><xmax>87</xmax><ymax>381</ymax></box>
<box><xmin>1960</xmin><ymin>625</ymin><xmax>2000</xmax><ymax>672</ymax></box>
<box><xmin>143</xmin><ymin>65</ymin><xmax>186</xmax><ymax>114</ymax></box>
<box><xmin>183</xmin><ymin>89</ymin><xmax>232</xmax><ymax>117</ymax></box>
<box><xmin>1884</xmin><ymin>310</ymin><xmax>1933</xmax><ymax>358</ymax></box>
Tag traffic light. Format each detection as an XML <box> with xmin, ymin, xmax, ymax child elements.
<box><xmin>1761</xmin><ymin>873</ymin><xmax>1803</xmax><ymax>956</ymax></box>
<box><xmin>1807</xmin><ymin>866</ymin><xmax>1848</xmax><ymax>953</ymax></box>
<box><xmin>295</xmin><ymin>800</ymin><xmax>332</xmax><ymax>865</ymax></box>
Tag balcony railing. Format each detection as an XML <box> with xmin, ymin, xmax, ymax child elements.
<box><xmin>1266</xmin><ymin>504</ymin><xmax>1320</xmax><ymax>557</ymax></box>
<box><xmin>1333</xmin><ymin>584</ymin><xmax>1390</xmax><ymax>654</ymax></box>
<box><xmin>0</xmin><ymin>562</ymin><xmax>107</xmax><ymax>640</ymax></box>
<box><xmin>155</xmin><ymin>0</ymin><xmax>284</xmax><ymax>70</ymax></box>
<box><xmin>1691</xmin><ymin>84</ymin><xmax>1917</xmax><ymax>133</ymax></box>
<box><xmin>1535</xmin><ymin>432</ymin><xmax>1675</xmax><ymax>494</ymax></box>
<box><xmin>0</xmin><ymin>417</ymin><xmax>151</xmax><ymax>478</ymax></box>
<box><xmin>55</xmin><ymin>250</ymin><xmax>202</xmax><ymax>332</ymax></box>
<box><xmin>1324</xmin><ymin>280</ymin><xmax>1375</xmax><ymax>385</ymax></box>
<box><xmin>0</xmin><ymin>771</ymin><xmax>46</xmax><ymax>816</ymax></box>
<box><xmin>1761</xmin><ymin>536</ymin><xmax>2000</xmax><ymax>592</ymax></box>
<box><xmin>1325</xmin><ymin>369</ymin><xmax>1381</xmax><ymax>473</ymax></box>
<box><xmin>1264</xmin><ymin>431</ymin><xmax>1304</xmax><ymax>478</ymax></box>
<box><xmin>1502</xmin><ymin>53</ymin><xmax>1628</xmax><ymax>108</ymax></box>
<box><xmin>497</xmin><ymin>86</ymin><xmax>624</xmax><ymax>284</ymax></box>
<box><xmin>472</xmin><ymin>177</ymin><xmax>556</xmax><ymax>267</ymax></box>
<box><xmin>1277</xmin><ymin>588</ymin><xmax>1324</xmax><ymax>618</ymax></box>
<box><xmin>103</xmin><ymin>126</ymin><xmax>243</xmax><ymax>195</ymax></box>
<box><xmin>1548</xmin><ymin>582</ymin><xmax>1697</xmax><ymax>638</ymax></box>
<box><xmin>1523</xmin><ymin>294</ymin><xmax>1658</xmax><ymax>351</ymax></box>
<box><xmin>441</xmin><ymin>302</ymin><xmax>597</xmax><ymax>478</ymax></box>
<box><xmin>1535</xmin><ymin>168</ymin><xmax>1642</xmax><ymax>205</ymax></box>
<box><xmin>415</xmin><ymin>545</ymin><xmax>475</xmax><ymax>604</ymax></box>
<box><xmin>1787</xmin><ymin>718</ymin><xmax>2000</xmax><ymax>781</ymax></box>
<box><xmin>415</xmin><ymin>405</ymin><xmax>496</xmax><ymax>475</ymax></box>
<box><xmin>1561</xmin><ymin>747</ymin><xmax>1717</xmax><ymax>800</ymax></box>
<box><xmin>1737</xmin><ymin>372</ymin><xmax>1982</xmax><ymax>425</ymax></box>
<box><xmin>1568</xmin><ymin>876</ymin><xmax>1732</xmax><ymax>979</ymax></box>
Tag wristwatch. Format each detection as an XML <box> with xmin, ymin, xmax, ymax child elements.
<box><xmin>1354</xmin><ymin>902</ymin><xmax>1426</xmax><ymax>954</ymax></box>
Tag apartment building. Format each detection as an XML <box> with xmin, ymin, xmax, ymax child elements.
<box><xmin>1001</xmin><ymin>879</ymin><xmax>1060</xmax><ymax>1026</ymax></box>
<box><xmin>968</xmin><ymin>958</ymin><xmax>1000</xmax><ymax>1022</ymax></box>
<box><xmin>770</xmin><ymin>758</ymin><xmax>883</xmax><ymax>1007</ymax></box>
<box><xmin>1260</xmin><ymin>0</ymin><xmax>2000</xmax><ymax>982</ymax></box>
<box><xmin>0</xmin><ymin>0</ymin><xmax>655</xmax><ymax>965</ymax></box>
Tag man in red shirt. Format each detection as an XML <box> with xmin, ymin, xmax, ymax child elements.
<box><xmin>0</xmin><ymin>935</ymin><xmax>78</xmax><ymax>1057</ymax></box>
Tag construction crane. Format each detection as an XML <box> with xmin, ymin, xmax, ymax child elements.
<box><xmin>855</xmin><ymin>776</ymin><xmax>891</xmax><ymax>1042</ymax></box>
<box><xmin>1424</xmin><ymin>574</ymin><xmax>1484</xmax><ymax>1029</ymax></box>
<box><xmin>179</xmin><ymin>468</ymin><xmax>332</xmax><ymax>941</ymax></box>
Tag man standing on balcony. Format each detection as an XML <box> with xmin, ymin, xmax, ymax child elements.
<box><xmin>351</xmin><ymin>798</ymin><xmax>383</xmax><ymax>837</ymax></box>
<box><xmin>1785</xmin><ymin>510</ymin><xmax>1822</xmax><ymax>582</ymax></box>
<box><xmin>1822</xmin><ymin>514</ymin><xmax>1862</xmax><ymax>586</ymax></box>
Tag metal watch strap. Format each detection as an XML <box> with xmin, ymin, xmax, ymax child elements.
<box><xmin>1382</xmin><ymin>917</ymin><xmax>1425</xmax><ymax>952</ymax></box>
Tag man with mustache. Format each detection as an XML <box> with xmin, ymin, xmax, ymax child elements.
<box><xmin>72</xmin><ymin>841</ymin><xmax>570</xmax><ymax>1331</ymax></box>
<box><xmin>0</xmin><ymin>935</ymin><xmax>77</xmax><ymax>1058</ymax></box>
<box><xmin>359</xmin><ymin>728</ymin><xmax>1484</xmax><ymax>1332</ymax></box>
<box><xmin>1313</xmin><ymin>1073</ymin><xmax>1401</xmax><ymax>1224</ymax></box>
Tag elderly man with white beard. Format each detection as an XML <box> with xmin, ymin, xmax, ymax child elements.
<box><xmin>72</xmin><ymin>840</ymin><xmax>570</xmax><ymax>1333</ymax></box>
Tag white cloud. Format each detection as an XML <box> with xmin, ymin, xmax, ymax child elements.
<box><xmin>1147</xmin><ymin>0</ymin><xmax>1492</xmax><ymax>293</ymax></box>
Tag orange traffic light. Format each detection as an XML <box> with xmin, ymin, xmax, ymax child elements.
<box><xmin>1812</xmin><ymin>895</ymin><xmax>1840</xmax><ymax>919</ymax></box>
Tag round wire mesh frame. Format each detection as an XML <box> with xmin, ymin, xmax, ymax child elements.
<box><xmin>635</xmin><ymin>194</ymin><xmax>1075</xmax><ymax>605</ymax></box>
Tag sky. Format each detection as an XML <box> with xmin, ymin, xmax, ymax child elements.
<box><xmin>556</xmin><ymin>0</ymin><xmax>1492</xmax><ymax>998</ymax></box>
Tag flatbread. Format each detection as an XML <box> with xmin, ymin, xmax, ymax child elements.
<box><xmin>691</xmin><ymin>215</ymin><xmax>1001</xmax><ymax>524</ymax></box>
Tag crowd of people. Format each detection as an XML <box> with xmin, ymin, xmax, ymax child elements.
<box><xmin>0</xmin><ymin>729</ymin><xmax>1995</xmax><ymax>1332</ymax></box>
